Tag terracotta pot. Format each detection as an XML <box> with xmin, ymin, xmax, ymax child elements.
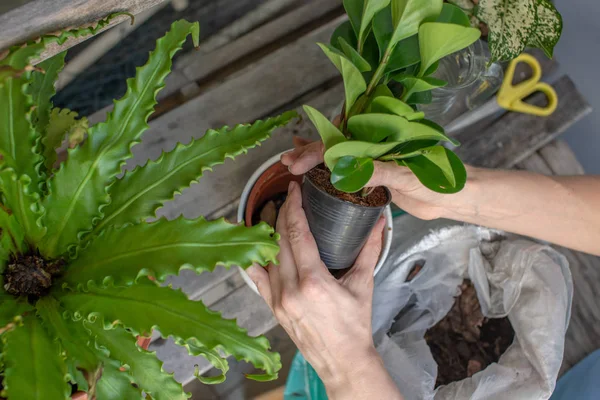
<box><xmin>71</xmin><ymin>335</ymin><xmax>151</xmax><ymax>399</ymax></box>
<box><xmin>237</xmin><ymin>151</ymin><xmax>394</xmax><ymax>293</ymax></box>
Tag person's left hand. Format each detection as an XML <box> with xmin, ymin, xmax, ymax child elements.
<box><xmin>247</xmin><ymin>181</ymin><xmax>402</xmax><ymax>399</ymax></box>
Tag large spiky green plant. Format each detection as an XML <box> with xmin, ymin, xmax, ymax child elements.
<box><xmin>0</xmin><ymin>15</ymin><xmax>296</xmax><ymax>399</ymax></box>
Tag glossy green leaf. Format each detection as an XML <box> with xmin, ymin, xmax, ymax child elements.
<box><xmin>96</xmin><ymin>356</ymin><xmax>145</xmax><ymax>400</ymax></box>
<box><xmin>528</xmin><ymin>0</ymin><xmax>562</xmax><ymax>59</ymax></box>
<box><xmin>29</xmin><ymin>52</ymin><xmax>66</xmax><ymax>136</ymax></box>
<box><xmin>58</xmin><ymin>279</ymin><xmax>281</xmax><ymax>380</ymax></box>
<box><xmin>0</xmin><ymin>168</ymin><xmax>46</xmax><ymax>244</ymax></box>
<box><xmin>422</xmin><ymin>60</ymin><xmax>440</xmax><ymax>77</ymax></box>
<box><xmin>87</xmin><ymin>321</ymin><xmax>186</xmax><ymax>400</ymax></box>
<box><xmin>0</xmin><ymin>293</ymin><xmax>33</xmax><ymax>327</ymax></box>
<box><xmin>42</xmin><ymin>108</ymin><xmax>89</xmax><ymax>170</ymax></box>
<box><xmin>36</xmin><ymin>296</ymin><xmax>100</xmax><ymax>372</ymax></box>
<box><xmin>338</xmin><ymin>37</ymin><xmax>371</xmax><ymax>72</ymax></box>
<box><xmin>364</xmin><ymin>84</ymin><xmax>395</xmax><ymax>112</ymax></box>
<box><xmin>64</xmin><ymin>217</ymin><xmax>278</xmax><ymax>287</ymax></box>
<box><xmin>187</xmin><ymin>339</ymin><xmax>230</xmax><ymax>384</ymax></box>
<box><xmin>476</xmin><ymin>0</ymin><xmax>536</xmax><ymax>62</ymax></box>
<box><xmin>317</xmin><ymin>43</ymin><xmax>366</xmax><ymax>117</ymax></box>
<box><xmin>386</xmin><ymin>35</ymin><xmax>420</xmax><ymax>74</ymax></box>
<box><xmin>324</xmin><ymin>141</ymin><xmax>400</xmax><ymax>169</ymax></box>
<box><xmin>437</xmin><ymin>3</ymin><xmax>471</xmax><ymax>26</ymax></box>
<box><xmin>343</xmin><ymin>0</ymin><xmax>391</xmax><ymax>52</ymax></box>
<box><xmin>389</xmin><ymin>0</ymin><xmax>443</xmax><ymax>47</ymax></box>
<box><xmin>303</xmin><ymin>106</ymin><xmax>346</xmax><ymax>151</ymax></box>
<box><xmin>406</xmin><ymin>90</ymin><xmax>433</xmax><ymax>105</ymax></box>
<box><xmin>331</xmin><ymin>20</ymin><xmax>357</xmax><ymax>50</ymax></box>
<box><xmin>0</xmin><ymin>205</ymin><xmax>25</xmax><ymax>258</ymax></box>
<box><xmin>331</xmin><ymin>156</ymin><xmax>374</xmax><ymax>193</ymax></box>
<box><xmin>94</xmin><ymin>112</ymin><xmax>295</xmax><ymax>234</ymax></box>
<box><xmin>369</xmin><ymin>96</ymin><xmax>424</xmax><ymax>120</ymax></box>
<box><xmin>2</xmin><ymin>315</ymin><xmax>70</xmax><ymax>400</ymax></box>
<box><xmin>395</xmin><ymin>74</ymin><xmax>447</xmax><ymax>101</ymax></box>
<box><xmin>40</xmin><ymin>20</ymin><xmax>200</xmax><ymax>258</ymax></box>
<box><xmin>418</xmin><ymin>22</ymin><xmax>480</xmax><ymax>76</ymax></box>
<box><xmin>402</xmin><ymin>146</ymin><xmax>466</xmax><ymax>193</ymax></box>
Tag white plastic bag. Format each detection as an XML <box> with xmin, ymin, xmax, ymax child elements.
<box><xmin>372</xmin><ymin>218</ymin><xmax>573</xmax><ymax>400</ymax></box>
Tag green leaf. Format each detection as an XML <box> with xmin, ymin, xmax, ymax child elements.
<box><xmin>63</xmin><ymin>217</ymin><xmax>278</xmax><ymax>287</ymax></box>
<box><xmin>395</xmin><ymin>74</ymin><xmax>447</xmax><ymax>101</ymax></box>
<box><xmin>422</xmin><ymin>60</ymin><xmax>440</xmax><ymax>77</ymax></box>
<box><xmin>36</xmin><ymin>296</ymin><xmax>100</xmax><ymax>372</ymax></box>
<box><xmin>418</xmin><ymin>22</ymin><xmax>480</xmax><ymax>76</ymax></box>
<box><xmin>0</xmin><ymin>293</ymin><xmax>33</xmax><ymax>327</ymax></box>
<box><xmin>2</xmin><ymin>315</ymin><xmax>70</xmax><ymax>400</ymax></box>
<box><xmin>528</xmin><ymin>0</ymin><xmax>562</xmax><ymax>59</ymax></box>
<box><xmin>386</xmin><ymin>35</ymin><xmax>420</xmax><ymax>74</ymax></box>
<box><xmin>186</xmin><ymin>339</ymin><xmax>231</xmax><ymax>384</ymax></box>
<box><xmin>317</xmin><ymin>43</ymin><xmax>367</xmax><ymax>117</ymax></box>
<box><xmin>437</xmin><ymin>3</ymin><xmax>471</xmax><ymax>26</ymax></box>
<box><xmin>86</xmin><ymin>321</ymin><xmax>185</xmax><ymax>400</ymax></box>
<box><xmin>389</xmin><ymin>0</ymin><xmax>443</xmax><ymax>47</ymax></box>
<box><xmin>343</xmin><ymin>0</ymin><xmax>391</xmax><ymax>52</ymax></box>
<box><xmin>0</xmin><ymin>168</ymin><xmax>46</xmax><ymax>244</ymax></box>
<box><xmin>347</xmin><ymin>114</ymin><xmax>457</xmax><ymax>145</ymax></box>
<box><xmin>402</xmin><ymin>146</ymin><xmax>466</xmax><ymax>193</ymax></box>
<box><xmin>331</xmin><ymin>156</ymin><xmax>374</xmax><ymax>193</ymax></box>
<box><xmin>338</xmin><ymin>37</ymin><xmax>371</xmax><ymax>72</ymax></box>
<box><xmin>43</xmin><ymin>108</ymin><xmax>89</xmax><ymax>170</ymax></box>
<box><xmin>94</xmin><ymin>112</ymin><xmax>295</xmax><ymax>234</ymax></box>
<box><xmin>28</xmin><ymin>52</ymin><xmax>66</xmax><ymax>136</ymax></box>
<box><xmin>476</xmin><ymin>0</ymin><xmax>537</xmax><ymax>62</ymax></box>
<box><xmin>406</xmin><ymin>90</ymin><xmax>433</xmax><ymax>105</ymax></box>
<box><xmin>303</xmin><ymin>106</ymin><xmax>346</xmax><ymax>151</ymax></box>
<box><xmin>96</xmin><ymin>356</ymin><xmax>145</xmax><ymax>400</ymax></box>
<box><xmin>324</xmin><ymin>141</ymin><xmax>399</xmax><ymax>169</ymax></box>
<box><xmin>39</xmin><ymin>20</ymin><xmax>200</xmax><ymax>258</ymax></box>
<box><xmin>58</xmin><ymin>279</ymin><xmax>281</xmax><ymax>380</ymax></box>
<box><xmin>369</xmin><ymin>96</ymin><xmax>424</xmax><ymax>120</ymax></box>
<box><xmin>331</xmin><ymin>21</ymin><xmax>358</xmax><ymax>50</ymax></box>
<box><xmin>0</xmin><ymin>205</ymin><xmax>26</xmax><ymax>259</ymax></box>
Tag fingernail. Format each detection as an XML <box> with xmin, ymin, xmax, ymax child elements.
<box><xmin>288</xmin><ymin>180</ymin><xmax>296</xmax><ymax>194</ymax></box>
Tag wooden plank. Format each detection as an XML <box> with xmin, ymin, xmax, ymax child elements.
<box><xmin>456</xmin><ymin>76</ymin><xmax>592</xmax><ymax>168</ymax></box>
<box><xmin>538</xmin><ymin>139</ymin><xmax>586</xmax><ymax>175</ymax></box>
<box><xmin>0</xmin><ymin>0</ymin><xmax>167</xmax><ymax>63</ymax></box>
<box><xmin>516</xmin><ymin>152</ymin><xmax>553</xmax><ymax>175</ymax></box>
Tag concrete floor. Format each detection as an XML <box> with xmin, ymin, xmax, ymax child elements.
<box><xmin>554</xmin><ymin>0</ymin><xmax>600</xmax><ymax>174</ymax></box>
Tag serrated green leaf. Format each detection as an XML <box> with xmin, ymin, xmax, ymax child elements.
<box><xmin>338</xmin><ymin>37</ymin><xmax>371</xmax><ymax>72</ymax></box>
<box><xmin>402</xmin><ymin>146</ymin><xmax>466</xmax><ymax>193</ymax></box>
<box><xmin>477</xmin><ymin>0</ymin><xmax>537</xmax><ymax>62</ymax></box>
<box><xmin>0</xmin><ymin>293</ymin><xmax>33</xmax><ymax>327</ymax></box>
<box><xmin>93</xmin><ymin>112</ymin><xmax>295</xmax><ymax>234</ymax></box>
<box><xmin>343</xmin><ymin>0</ymin><xmax>391</xmax><ymax>53</ymax></box>
<box><xmin>303</xmin><ymin>106</ymin><xmax>346</xmax><ymax>151</ymax></box>
<box><xmin>317</xmin><ymin>43</ymin><xmax>367</xmax><ymax>117</ymax></box>
<box><xmin>42</xmin><ymin>108</ymin><xmax>89</xmax><ymax>170</ymax></box>
<box><xmin>29</xmin><ymin>52</ymin><xmax>66</xmax><ymax>136</ymax></box>
<box><xmin>36</xmin><ymin>296</ymin><xmax>100</xmax><ymax>371</ymax></box>
<box><xmin>63</xmin><ymin>217</ymin><xmax>278</xmax><ymax>287</ymax></box>
<box><xmin>96</xmin><ymin>356</ymin><xmax>145</xmax><ymax>400</ymax></box>
<box><xmin>324</xmin><ymin>141</ymin><xmax>399</xmax><ymax>169</ymax></box>
<box><xmin>187</xmin><ymin>339</ymin><xmax>230</xmax><ymax>384</ymax></box>
<box><xmin>2</xmin><ymin>315</ymin><xmax>70</xmax><ymax>400</ymax></box>
<box><xmin>389</xmin><ymin>0</ymin><xmax>443</xmax><ymax>47</ymax></box>
<box><xmin>331</xmin><ymin>156</ymin><xmax>374</xmax><ymax>193</ymax></box>
<box><xmin>437</xmin><ymin>3</ymin><xmax>471</xmax><ymax>26</ymax></box>
<box><xmin>40</xmin><ymin>20</ymin><xmax>200</xmax><ymax>258</ymax></box>
<box><xmin>87</xmin><ymin>321</ymin><xmax>185</xmax><ymax>400</ymax></box>
<box><xmin>528</xmin><ymin>0</ymin><xmax>562</xmax><ymax>59</ymax></box>
<box><xmin>58</xmin><ymin>279</ymin><xmax>281</xmax><ymax>381</ymax></box>
<box><xmin>395</xmin><ymin>74</ymin><xmax>447</xmax><ymax>101</ymax></box>
<box><xmin>0</xmin><ymin>168</ymin><xmax>46</xmax><ymax>244</ymax></box>
<box><xmin>0</xmin><ymin>205</ymin><xmax>26</xmax><ymax>259</ymax></box>
<box><xmin>418</xmin><ymin>22</ymin><xmax>480</xmax><ymax>76</ymax></box>
<box><xmin>369</xmin><ymin>96</ymin><xmax>424</xmax><ymax>120</ymax></box>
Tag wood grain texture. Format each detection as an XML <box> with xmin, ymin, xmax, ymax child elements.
<box><xmin>456</xmin><ymin>76</ymin><xmax>592</xmax><ymax>168</ymax></box>
<box><xmin>0</xmin><ymin>0</ymin><xmax>167</xmax><ymax>62</ymax></box>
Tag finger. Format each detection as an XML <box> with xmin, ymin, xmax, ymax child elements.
<box><xmin>344</xmin><ymin>217</ymin><xmax>386</xmax><ymax>294</ymax></box>
<box><xmin>282</xmin><ymin>180</ymin><xmax>327</xmax><ymax>278</ymax></box>
<box><xmin>293</xmin><ymin>136</ymin><xmax>312</xmax><ymax>148</ymax></box>
<box><xmin>274</xmin><ymin>189</ymin><xmax>299</xmax><ymax>290</ymax></box>
<box><xmin>288</xmin><ymin>141</ymin><xmax>324</xmax><ymax>175</ymax></box>
<box><xmin>246</xmin><ymin>264</ymin><xmax>273</xmax><ymax>308</ymax></box>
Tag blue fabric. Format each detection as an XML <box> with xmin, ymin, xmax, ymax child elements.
<box><xmin>284</xmin><ymin>351</ymin><xmax>328</xmax><ymax>399</ymax></box>
<box><xmin>551</xmin><ymin>349</ymin><xmax>600</xmax><ymax>400</ymax></box>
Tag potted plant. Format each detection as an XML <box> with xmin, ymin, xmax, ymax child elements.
<box><xmin>0</xmin><ymin>15</ymin><xmax>297</xmax><ymax>399</ymax></box>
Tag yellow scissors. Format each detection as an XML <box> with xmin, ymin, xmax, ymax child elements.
<box><xmin>445</xmin><ymin>53</ymin><xmax>558</xmax><ymax>134</ymax></box>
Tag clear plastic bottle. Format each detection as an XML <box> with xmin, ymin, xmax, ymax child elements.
<box><xmin>418</xmin><ymin>40</ymin><xmax>504</xmax><ymax>125</ymax></box>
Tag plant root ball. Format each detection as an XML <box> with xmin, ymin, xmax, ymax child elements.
<box><xmin>4</xmin><ymin>254</ymin><xmax>64</xmax><ymax>297</ymax></box>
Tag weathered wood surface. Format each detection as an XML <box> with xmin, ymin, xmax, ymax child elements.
<box><xmin>0</xmin><ymin>0</ymin><xmax>167</xmax><ymax>62</ymax></box>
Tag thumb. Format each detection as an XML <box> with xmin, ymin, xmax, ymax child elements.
<box><xmin>342</xmin><ymin>217</ymin><xmax>385</xmax><ymax>294</ymax></box>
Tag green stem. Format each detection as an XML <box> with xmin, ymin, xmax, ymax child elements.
<box><xmin>380</xmin><ymin>149</ymin><xmax>425</xmax><ymax>161</ymax></box>
<box><xmin>351</xmin><ymin>45</ymin><xmax>395</xmax><ymax>118</ymax></box>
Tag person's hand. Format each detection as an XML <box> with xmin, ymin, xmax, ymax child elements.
<box><xmin>281</xmin><ymin>137</ymin><xmax>458</xmax><ymax>220</ymax></box>
<box><xmin>246</xmin><ymin>180</ymin><xmax>402</xmax><ymax>399</ymax></box>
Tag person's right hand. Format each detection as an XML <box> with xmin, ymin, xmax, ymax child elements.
<box><xmin>281</xmin><ymin>138</ymin><xmax>465</xmax><ymax>220</ymax></box>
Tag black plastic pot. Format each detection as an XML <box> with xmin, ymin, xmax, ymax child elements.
<box><xmin>301</xmin><ymin>176</ymin><xmax>392</xmax><ymax>270</ymax></box>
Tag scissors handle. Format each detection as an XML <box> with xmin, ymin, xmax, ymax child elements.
<box><xmin>497</xmin><ymin>53</ymin><xmax>558</xmax><ymax>117</ymax></box>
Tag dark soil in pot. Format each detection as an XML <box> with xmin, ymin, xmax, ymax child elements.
<box><xmin>306</xmin><ymin>164</ymin><xmax>388</xmax><ymax>207</ymax></box>
<box><xmin>425</xmin><ymin>280</ymin><xmax>515</xmax><ymax>388</ymax></box>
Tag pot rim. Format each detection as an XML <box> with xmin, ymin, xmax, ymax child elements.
<box><xmin>237</xmin><ymin>150</ymin><xmax>393</xmax><ymax>295</ymax></box>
